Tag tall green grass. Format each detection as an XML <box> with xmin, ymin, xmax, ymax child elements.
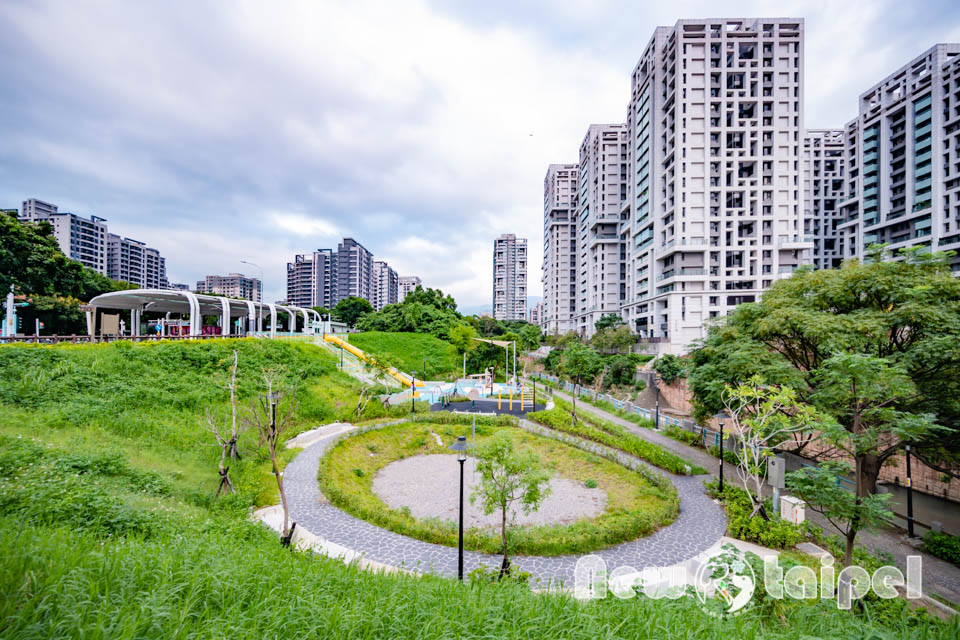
<box><xmin>348</xmin><ymin>331</ymin><xmax>461</xmax><ymax>379</ymax></box>
<box><xmin>0</xmin><ymin>340</ymin><xmax>955</xmax><ymax>638</ymax></box>
<box><xmin>1</xmin><ymin>517</ymin><xmax>954</xmax><ymax>639</ymax></box>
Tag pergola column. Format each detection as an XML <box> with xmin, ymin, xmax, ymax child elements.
<box><xmin>219</xmin><ymin>297</ymin><xmax>231</xmax><ymax>336</ymax></box>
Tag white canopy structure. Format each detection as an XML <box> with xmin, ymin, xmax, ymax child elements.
<box><xmin>84</xmin><ymin>289</ymin><xmax>321</xmax><ymax>339</ymax></box>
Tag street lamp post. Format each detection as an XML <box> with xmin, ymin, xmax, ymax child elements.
<box><xmin>448</xmin><ymin>435</ymin><xmax>471</xmax><ymax>581</ymax></box>
<box><xmin>906</xmin><ymin>444</ymin><xmax>916</xmax><ymax>538</ymax></box>
<box><xmin>714</xmin><ymin>411</ymin><xmax>729</xmax><ymax>494</ymax></box>
<box><xmin>411</xmin><ymin>371</ymin><xmax>417</xmax><ymax>414</ymax></box>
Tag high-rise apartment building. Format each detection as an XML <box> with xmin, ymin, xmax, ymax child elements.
<box><xmin>541</xmin><ymin>18</ymin><xmax>808</xmax><ymax>353</ymax></box>
<box><xmin>541</xmin><ymin>163</ymin><xmax>579</xmax><ymax>334</ymax></box>
<box><xmin>19</xmin><ymin>197</ymin><xmax>169</xmax><ymax>285</ymax></box>
<box><xmin>492</xmin><ymin>233</ymin><xmax>527</xmax><ymax>321</ymax></box>
<box><xmin>196</xmin><ymin>273</ymin><xmax>262</xmax><ymax>301</ymax></box>
<box><xmin>837</xmin><ymin>44</ymin><xmax>960</xmax><ymax>271</ymax></box>
<box><xmin>286</xmin><ymin>249</ymin><xmax>336</xmax><ymax>309</ymax></box>
<box><xmin>107</xmin><ymin>234</ymin><xmax>167</xmax><ymax>289</ymax></box>
<box><xmin>20</xmin><ymin>198</ymin><xmax>109</xmax><ymax>273</ymax></box>
<box><xmin>398</xmin><ymin>276</ymin><xmax>422</xmax><ymax>301</ymax></box>
<box><xmin>336</xmin><ymin>238</ymin><xmax>374</xmax><ymax>302</ymax></box>
<box><xmin>803</xmin><ymin>129</ymin><xmax>846</xmax><ymax>269</ymax></box>
<box><xmin>372</xmin><ymin>261</ymin><xmax>399</xmax><ymax>310</ymax></box>
<box><xmin>528</xmin><ymin>300</ymin><xmax>543</xmax><ymax>326</ymax></box>
<box><xmin>576</xmin><ymin>124</ymin><xmax>628</xmax><ymax>337</ymax></box>
<box><xmin>623</xmin><ymin>19</ymin><xmax>808</xmax><ymax>352</ymax></box>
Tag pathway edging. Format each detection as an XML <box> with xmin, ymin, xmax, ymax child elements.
<box><xmin>274</xmin><ymin>418</ymin><xmax>726</xmax><ymax>584</ymax></box>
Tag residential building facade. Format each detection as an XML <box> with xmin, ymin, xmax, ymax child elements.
<box><xmin>372</xmin><ymin>261</ymin><xmax>399</xmax><ymax>310</ymax></box>
<box><xmin>398</xmin><ymin>276</ymin><xmax>422</xmax><ymax>301</ymax></box>
<box><xmin>837</xmin><ymin>44</ymin><xmax>960</xmax><ymax>271</ymax></box>
<box><xmin>541</xmin><ymin>18</ymin><xmax>810</xmax><ymax>353</ymax></box>
<box><xmin>803</xmin><ymin>129</ymin><xmax>846</xmax><ymax>269</ymax></box>
<box><xmin>107</xmin><ymin>234</ymin><xmax>167</xmax><ymax>289</ymax></box>
<box><xmin>541</xmin><ymin>163</ymin><xmax>579</xmax><ymax>334</ymax></box>
<box><xmin>528</xmin><ymin>300</ymin><xmax>543</xmax><ymax>326</ymax></box>
<box><xmin>19</xmin><ymin>197</ymin><xmax>169</xmax><ymax>285</ymax></box>
<box><xmin>492</xmin><ymin>233</ymin><xmax>527</xmax><ymax>321</ymax></box>
<box><xmin>336</xmin><ymin>238</ymin><xmax>374</xmax><ymax>302</ymax></box>
<box><xmin>196</xmin><ymin>273</ymin><xmax>262</xmax><ymax>302</ymax></box>
<box><xmin>286</xmin><ymin>249</ymin><xmax>336</xmax><ymax>309</ymax></box>
<box><xmin>576</xmin><ymin>124</ymin><xmax>628</xmax><ymax>337</ymax></box>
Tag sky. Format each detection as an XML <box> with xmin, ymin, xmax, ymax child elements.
<box><xmin>2</xmin><ymin>0</ymin><xmax>960</xmax><ymax>312</ymax></box>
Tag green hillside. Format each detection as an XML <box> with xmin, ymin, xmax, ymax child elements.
<box><xmin>348</xmin><ymin>331</ymin><xmax>461</xmax><ymax>380</ymax></box>
<box><xmin>0</xmin><ymin>338</ymin><xmax>955</xmax><ymax>638</ymax></box>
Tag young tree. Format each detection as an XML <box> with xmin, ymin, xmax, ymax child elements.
<box><xmin>595</xmin><ymin>313</ymin><xmax>625</xmax><ymax>332</ymax></box>
<box><xmin>561</xmin><ymin>341</ymin><xmax>600</xmax><ymax>423</ymax></box>
<box><xmin>204</xmin><ymin>350</ymin><xmax>247</xmax><ymax>496</ymax></box>
<box><xmin>245</xmin><ymin>369</ymin><xmax>299</xmax><ymax>545</ymax></box>
<box><xmin>788</xmin><ymin>462</ymin><xmax>891</xmax><ymax>568</ymax></box>
<box><xmin>721</xmin><ymin>376</ymin><xmax>823</xmax><ymax>518</ymax></box>
<box><xmin>471</xmin><ymin>432</ymin><xmax>553</xmax><ymax>577</ymax></box>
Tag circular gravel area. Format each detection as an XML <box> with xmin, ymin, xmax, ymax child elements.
<box><xmin>372</xmin><ymin>454</ymin><xmax>606</xmax><ymax>528</ymax></box>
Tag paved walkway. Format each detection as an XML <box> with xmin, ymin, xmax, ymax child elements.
<box><xmin>283</xmin><ymin>420</ymin><xmax>726</xmax><ymax>584</ymax></box>
<box><xmin>552</xmin><ymin>389</ymin><xmax>960</xmax><ymax>605</ymax></box>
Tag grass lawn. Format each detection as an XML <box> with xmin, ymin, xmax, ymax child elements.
<box><xmin>348</xmin><ymin>331</ymin><xmax>461</xmax><ymax>379</ymax></box>
<box><xmin>318</xmin><ymin>421</ymin><xmax>678</xmax><ymax>556</ymax></box>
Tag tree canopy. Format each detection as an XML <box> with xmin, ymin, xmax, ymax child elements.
<box><xmin>333</xmin><ymin>297</ymin><xmax>374</xmax><ymax>328</ymax></box>
<box><xmin>688</xmin><ymin>248</ymin><xmax>960</xmax><ymax>481</ymax></box>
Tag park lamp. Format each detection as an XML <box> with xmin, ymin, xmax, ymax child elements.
<box><xmin>449</xmin><ymin>435</ymin><xmax>470</xmax><ymax>461</ymax></box>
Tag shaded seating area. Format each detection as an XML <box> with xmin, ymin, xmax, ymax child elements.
<box><xmin>84</xmin><ymin>289</ymin><xmax>322</xmax><ymax>340</ymax></box>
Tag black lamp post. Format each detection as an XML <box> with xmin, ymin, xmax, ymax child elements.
<box><xmin>714</xmin><ymin>411</ymin><xmax>729</xmax><ymax>494</ymax></box>
<box><xmin>906</xmin><ymin>444</ymin><xmax>916</xmax><ymax>538</ymax></box>
<box><xmin>269</xmin><ymin>390</ymin><xmax>280</xmax><ymax>433</ymax></box>
<box><xmin>411</xmin><ymin>371</ymin><xmax>417</xmax><ymax>414</ymax></box>
<box><xmin>449</xmin><ymin>435</ymin><xmax>471</xmax><ymax>581</ymax></box>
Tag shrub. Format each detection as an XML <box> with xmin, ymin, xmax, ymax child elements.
<box><xmin>527</xmin><ymin>401</ymin><xmax>704</xmax><ymax>476</ymax></box>
<box><xmin>664</xmin><ymin>425</ymin><xmax>700</xmax><ymax>446</ymax></box>
<box><xmin>584</xmin><ymin>479</ymin><xmax>598</xmax><ymax>489</ymax></box>
<box><xmin>652</xmin><ymin>354</ymin><xmax>687</xmax><ymax>385</ymax></box>
<box><xmin>924</xmin><ymin>530</ymin><xmax>960</xmax><ymax>566</ymax></box>
<box><xmin>705</xmin><ymin>480</ymin><xmax>806</xmax><ymax>549</ymax></box>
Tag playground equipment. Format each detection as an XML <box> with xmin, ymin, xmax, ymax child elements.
<box><xmin>322</xmin><ymin>334</ymin><xmax>424</xmax><ymax>388</ymax></box>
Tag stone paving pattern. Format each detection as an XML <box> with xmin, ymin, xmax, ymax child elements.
<box><xmin>285</xmin><ymin>420</ymin><xmax>726</xmax><ymax>584</ymax></box>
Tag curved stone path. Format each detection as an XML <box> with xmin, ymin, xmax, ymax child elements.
<box><xmin>284</xmin><ymin>422</ymin><xmax>726</xmax><ymax>584</ymax></box>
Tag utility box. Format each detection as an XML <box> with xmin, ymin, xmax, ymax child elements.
<box><xmin>781</xmin><ymin>496</ymin><xmax>806</xmax><ymax>524</ymax></box>
<box><xmin>768</xmin><ymin>457</ymin><xmax>786</xmax><ymax>489</ymax></box>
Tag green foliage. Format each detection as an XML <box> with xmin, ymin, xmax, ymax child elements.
<box><xmin>561</xmin><ymin>341</ymin><xmax>602</xmax><ymax>383</ymax></box>
<box><xmin>787</xmin><ymin>461</ymin><xmax>892</xmax><ymax>564</ymax></box>
<box><xmin>664</xmin><ymin>425</ymin><xmax>700</xmax><ymax>446</ymax></box>
<box><xmin>357</xmin><ymin>286</ymin><xmax>462</xmax><ymax>340</ymax></box>
<box><xmin>0</xmin><ymin>214</ymin><xmax>133</xmax><ymax>301</ymax></box>
<box><xmin>334</xmin><ymin>296</ymin><xmax>374</xmax><ymax>328</ymax></box>
<box><xmin>584</xmin><ymin>478</ymin><xmax>598</xmax><ymax>489</ymax></box>
<box><xmin>652</xmin><ymin>354</ymin><xmax>687</xmax><ymax>385</ymax></box>
<box><xmin>705</xmin><ymin>480</ymin><xmax>806</xmax><ymax>549</ymax></box>
<box><xmin>529</xmin><ymin>399</ymin><xmax>704</xmax><ymax>475</ymax></box>
<box><xmin>923</xmin><ymin>530</ymin><xmax>960</xmax><ymax>567</ymax></box>
<box><xmin>318</xmin><ymin>423</ymin><xmax>677</xmax><ymax>555</ymax></box>
<box><xmin>348</xmin><ymin>331</ymin><xmax>461</xmax><ymax>379</ymax></box>
<box><xmin>687</xmin><ymin>252</ymin><xmax>960</xmax><ymax>475</ymax></box>
<box><xmin>472</xmin><ymin>430</ymin><xmax>553</xmax><ymax>561</ymax></box>
<box><xmin>594</xmin><ymin>314</ymin><xmax>625</xmax><ymax>332</ymax></box>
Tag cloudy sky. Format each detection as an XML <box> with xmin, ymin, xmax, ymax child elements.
<box><xmin>3</xmin><ymin>1</ymin><xmax>960</xmax><ymax>311</ymax></box>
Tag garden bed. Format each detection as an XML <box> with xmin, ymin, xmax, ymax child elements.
<box><xmin>317</xmin><ymin>421</ymin><xmax>679</xmax><ymax>555</ymax></box>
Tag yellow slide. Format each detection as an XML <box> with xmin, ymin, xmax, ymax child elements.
<box><xmin>323</xmin><ymin>334</ymin><xmax>424</xmax><ymax>387</ymax></box>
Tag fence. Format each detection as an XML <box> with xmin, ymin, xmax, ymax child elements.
<box><xmin>530</xmin><ymin>372</ymin><xmax>697</xmax><ymax>431</ymax></box>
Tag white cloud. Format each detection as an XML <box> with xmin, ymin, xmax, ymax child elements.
<box><xmin>2</xmin><ymin>0</ymin><xmax>960</xmax><ymax>307</ymax></box>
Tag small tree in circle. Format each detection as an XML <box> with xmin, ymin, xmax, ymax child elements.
<box><xmin>471</xmin><ymin>431</ymin><xmax>552</xmax><ymax>577</ymax></box>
